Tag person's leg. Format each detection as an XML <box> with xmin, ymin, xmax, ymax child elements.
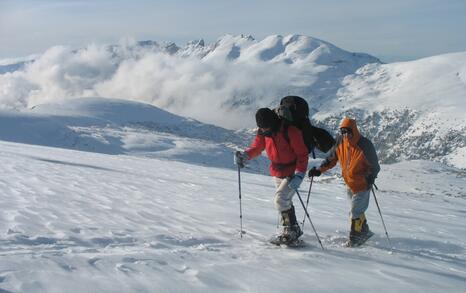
<box><xmin>273</xmin><ymin>177</ymin><xmax>302</xmax><ymax>242</ymax></box>
<box><xmin>347</xmin><ymin>188</ymin><xmax>372</xmax><ymax>246</ymax></box>
<box><xmin>350</xmin><ymin>189</ymin><xmax>370</xmax><ymax>220</ymax></box>
<box><xmin>273</xmin><ymin>177</ymin><xmax>295</xmax><ymax>212</ymax></box>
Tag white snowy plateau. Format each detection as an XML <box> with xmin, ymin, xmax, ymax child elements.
<box><xmin>0</xmin><ymin>35</ymin><xmax>465</xmax><ymax>292</ymax></box>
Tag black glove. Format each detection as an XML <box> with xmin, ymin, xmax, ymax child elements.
<box><xmin>308</xmin><ymin>167</ymin><xmax>321</xmax><ymax>177</ymax></box>
<box><xmin>234</xmin><ymin>151</ymin><xmax>248</xmax><ymax>168</ymax></box>
<box><xmin>366</xmin><ymin>175</ymin><xmax>375</xmax><ymax>186</ymax></box>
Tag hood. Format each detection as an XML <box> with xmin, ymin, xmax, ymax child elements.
<box><xmin>339</xmin><ymin>117</ymin><xmax>361</xmax><ymax>145</ymax></box>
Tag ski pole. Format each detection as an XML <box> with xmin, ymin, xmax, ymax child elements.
<box><xmin>295</xmin><ymin>189</ymin><xmax>324</xmax><ymax>250</ymax></box>
<box><xmin>301</xmin><ymin>176</ymin><xmax>314</xmax><ymax>231</ymax></box>
<box><xmin>237</xmin><ymin>163</ymin><xmax>244</xmax><ymax>238</ymax></box>
<box><xmin>371</xmin><ymin>187</ymin><xmax>392</xmax><ymax>249</ymax></box>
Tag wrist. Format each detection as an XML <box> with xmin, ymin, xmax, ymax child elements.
<box><xmin>294</xmin><ymin>171</ymin><xmax>305</xmax><ymax>179</ymax></box>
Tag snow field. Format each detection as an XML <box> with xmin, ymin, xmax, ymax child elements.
<box><xmin>0</xmin><ymin>141</ymin><xmax>465</xmax><ymax>292</ymax></box>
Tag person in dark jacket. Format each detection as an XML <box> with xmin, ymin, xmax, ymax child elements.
<box><xmin>309</xmin><ymin>117</ymin><xmax>380</xmax><ymax>247</ymax></box>
<box><xmin>235</xmin><ymin>108</ymin><xmax>309</xmax><ymax>243</ymax></box>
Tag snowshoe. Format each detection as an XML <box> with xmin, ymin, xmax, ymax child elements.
<box><xmin>269</xmin><ymin>206</ymin><xmax>304</xmax><ymax>246</ymax></box>
<box><xmin>344</xmin><ymin>230</ymin><xmax>374</xmax><ymax>247</ymax></box>
<box><xmin>270</xmin><ymin>225</ymin><xmax>303</xmax><ymax>247</ymax></box>
<box><xmin>269</xmin><ymin>235</ymin><xmax>306</xmax><ymax>247</ymax></box>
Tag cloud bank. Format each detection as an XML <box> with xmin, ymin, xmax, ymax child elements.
<box><xmin>0</xmin><ymin>35</ymin><xmax>381</xmax><ymax>129</ymax></box>
<box><xmin>1</xmin><ymin>43</ymin><xmax>307</xmax><ymax>129</ymax></box>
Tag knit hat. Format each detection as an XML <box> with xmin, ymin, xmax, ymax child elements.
<box><xmin>255</xmin><ymin>108</ymin><xmax>280</xmax><ymax>130</ymax></box>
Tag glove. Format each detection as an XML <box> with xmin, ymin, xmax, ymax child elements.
<box><xmin>234</xmin><ymin>151</ymin><xmax>248</xmax><ymax>168</ymax></box>
<box><xmin>288</xmin><ymin>172</ymin><xmax>305</xmax><ymax>190</ymax></box>
<box><xmin>308</xmin><ymin>167</ymin><xmax>321</xmax><ymax>177</ymax></box>
<box><xmin>366</xmin><ymin>175</ymin><xmax>375</xmax><ymax>186</ymax></box>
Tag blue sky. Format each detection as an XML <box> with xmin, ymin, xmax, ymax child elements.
<box><xmin>1</xmin><ymin>0</ymin><xmax>466</xmax><ymax>62</ymax></box>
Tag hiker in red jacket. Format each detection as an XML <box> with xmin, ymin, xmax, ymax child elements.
<box><xmin>235</xmin><ymin>108</ymin><xmax>309</xmax><ymax>243</ymax></box>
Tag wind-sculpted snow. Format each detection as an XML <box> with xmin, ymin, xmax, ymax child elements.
<box><xmin>0</xmin><ymin>141</ymin><xmax>464</xmax><ymax>292</ymax></box>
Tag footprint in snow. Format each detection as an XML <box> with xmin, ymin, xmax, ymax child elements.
<box><xmin>116</xmin><ymin>263</ymin><xmax>135</xmax><ymax>274</ymax></box>
<box><xmin>88</xmin><ymin>257</ymin><xmax>101</xmax><ymax>267</ymax></box>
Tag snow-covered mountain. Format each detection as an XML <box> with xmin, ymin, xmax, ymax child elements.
<box><xmin>316</xmin><ymin>53</ymin><xmax>466</xmax><ymax>169</ymax></box>
<box><xmin>0</xmin><ymin>34</ymin><xmax>465</xmax><ymax>168</ymax></box>
<box><xmin>0</xmin><ymin>34</ymin><xmax>381</xmax><ymax>121</ymax></box>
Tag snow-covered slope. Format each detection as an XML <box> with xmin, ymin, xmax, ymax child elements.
<box><xmin>0</xmin><ymin>98</ymin><xmax>269</xmax><ymax>171</ymax></box>
<box><xmin>314</xmin><ymin>53</ymin><xmax>466</xmax><ymax>168</ymax></box>
<box><xmin>0</xmin><ymin>34</ymin><xmax>464</xmax><ymax>168</ymax></box>
<box><xmin>0</xmin><ymin>139</ymin><xmax>465</xmax><ymax>293</ymax></box>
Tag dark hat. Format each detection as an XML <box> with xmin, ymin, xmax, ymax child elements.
<box><xmin>255</xmin><ymin>108</ymin><xmax>280</xmax><ymax>129</ymax></box>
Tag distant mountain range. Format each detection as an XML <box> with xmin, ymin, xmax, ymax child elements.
<box><xmin>0</xmin><ymin>34</ymin><xmax>464</xmax><ymax>168</ymax></box>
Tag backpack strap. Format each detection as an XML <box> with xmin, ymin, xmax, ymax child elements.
<box><xmin>282</xmin><ymin>123</ymin><xmax>290</xmax><ymax>144</ymax></box>
<box><xmin>283</xmin><ymin>119</ymin><xmax>317</xmax><ymax>159</ymax></box>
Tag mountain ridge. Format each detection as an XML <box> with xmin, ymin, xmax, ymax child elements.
<box><xmin>0</xmin><ymin>35</ymin><xmax>464</xmax><ymax>168</ymax></box>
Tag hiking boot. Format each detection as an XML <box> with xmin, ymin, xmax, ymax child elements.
<box><xmin>362</xmin><ymin>218</ymin><xmax>371</xmax><ymax>235</ymax></box>
<box><xmin>277</xmin><ymin>206</ymin><xmax>303</xmax><ymax>243</ymax></box>
<box><xmin>346</xmin><ymin>214</ymin><xmax>373</xmax><ymax>247</ymax></box>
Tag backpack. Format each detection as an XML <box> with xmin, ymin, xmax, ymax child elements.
<box><xmin>276</xmin><ymin>96</ymin><xmax>335</xmax><ymax>155</ymax></box>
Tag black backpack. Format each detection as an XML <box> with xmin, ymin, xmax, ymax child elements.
<box><xmin>276</xmin><ymin>96</ymin><xmax>335</xmax><ymax>155</ymax></box>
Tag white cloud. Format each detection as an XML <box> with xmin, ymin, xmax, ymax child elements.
<box><xmin>0</xmin><ymin>42</ymin><xmax>300</xmax><ymax>129</ymax></box>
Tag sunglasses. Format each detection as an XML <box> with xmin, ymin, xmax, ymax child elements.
<box><xmin>340</xmin><ymin>128</ymin><xmax>352</xmax><ymax>135</ymax></box>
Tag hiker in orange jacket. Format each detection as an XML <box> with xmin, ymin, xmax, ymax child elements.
<box><xmin>235</xmin><ymin>108</ymin><xmax>309</xmax><ymax>243</ymax></box>
<box><xmin>309</xmin><ymin>117</ymin><xmax>380</xmax><ymax>247</ymax></box>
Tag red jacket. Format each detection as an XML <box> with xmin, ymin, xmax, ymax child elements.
<box><xmin>246</xmin><ymin>125</ymin><xmax>309</xmax><ymax>178</ymax></box>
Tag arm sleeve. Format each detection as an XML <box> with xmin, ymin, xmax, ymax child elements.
<box><xmin>319</xmin><ymin>135</ymin><xmax>340</xmax><ymax>172</ymax></box>
<box><xmin>245</xmin><ymin>132</ymin><xmax>265</xmax><ymax>160</ymax></box>
<box><xmin>288</xmin><ymin>127</ymin><xmax>309</xmax><ymax>173</ymax></box>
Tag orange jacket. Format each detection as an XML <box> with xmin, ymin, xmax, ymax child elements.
<box><xmin>246</xmin><ymin>124</ymin><xmax>309</xmax><ymax>178</ymax></box>
<box><xmin>320</xmin><ymin>118</ymin><xmax>380</xmax><ymax>193</ymax></box>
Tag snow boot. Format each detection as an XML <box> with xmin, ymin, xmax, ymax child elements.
<box><xmin>272</xmin><ymin>205</ymin><xmax>303</xmax><ymax>245</ymax></box>
<box><xmin>345</xmin><ymin>214</ymin><xmax>374</xmax><ymax>247</ymax></box>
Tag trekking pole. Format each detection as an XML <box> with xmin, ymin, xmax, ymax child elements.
<box><xmin>301</xmin><ymin>176</ymin><xmax>314</xmax><ymax>231</ymax></box>
<box><xmin>295</xmin><ymin>189</ymin><xmax>324</xmax><ymax>250</ymax></box>
<box><xmin>371</xmin><ymin>187</ymin><xmax>392</xmax><ymax>249</ymax></box>
<box><xmin>237</xmin><ymin>163</ymin><xmax>244</xmax><ymax>238</ymax></box>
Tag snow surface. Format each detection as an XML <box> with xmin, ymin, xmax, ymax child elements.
<box><xmin>0</xmin><ymin>99</ymin><xmax>465</xmax><ymax>292</ymax></box>
<box><xmin>0</xmin><ymin>143</ymin><xmax>465</xmax><ymax>293</ymax></box>
<box><xmin>0</xmin><ymin>98</ymin><xmax>260</xmax><ymax>171</ymax></box>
